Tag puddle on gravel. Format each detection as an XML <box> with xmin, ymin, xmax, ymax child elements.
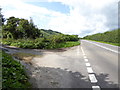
<box><xmin>12</xmin><ymin>52</ymin><xmax>43</xmax><ymax>63</ymax></box>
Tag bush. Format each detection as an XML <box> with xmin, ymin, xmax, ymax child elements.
<box><xmin>2</xmin><ymin>34</ymin><xmax>80</xmax><ymax>49</ymax></box>
<box><xmin>2</xmin><ymin>51</ymin><xmax>31</xmax><ymax>88</ymax></box>
<box><xmin>2</xmin><ymin>39</ymin><xmax>13</xmax><ymax>45</ymax></box>
<box><xmin>34</xmin><ymin>38</ymin><xmax>45</xmax><ymax>49</ymax></box>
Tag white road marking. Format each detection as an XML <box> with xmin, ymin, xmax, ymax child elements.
<box><xmin>77</xmin><ymin>46</ymin><xmax>80</xmax><ymax>55</ymax></box>
<box><xmin>89</xmin><ymin>74</ymin><xmax>98</xmax><ymax>83</ymax></box>
<box><xmin>66</xmin><ymin>69</ymin><xmax>70</xmax><ymax>72</ymax></box>
<box><xmin>84</xmin><ymin>40</ymin><xmax>119</xmax><ymax>54</ymax></box>
<box><xmin>90</xmin><ymin>40</ymin><xmax>118</xmax><ymax>47</ymax></box>
<box><xmin>84</xmin><ymin>56</ymin><xmax>87</xmax><ymax>59</ymax></box>
<box><xmin>84</xmin><ymin>58</ymin><xmax>88</xmax><ymax>62</ymax></box>
<box><xmin>32</xmin><ymin>74</ymin><xmax>36</xmax><ymax>77</ymax></box>
<box><xmin>92</xmin><ymin>86</ymin><xmax>100</xmax><ymax>90</ymax></box>
<box><xmin>86</xmin><ymin>63</ymin><xmax>91</xmax><ymax>66</ymax></box>
<box><xmin>81</xmin><ymin>46</ymin><xmax>100</xmax><ymax>89</ymax></box>
<box><xmin>81</xmin><ymin>47</ymin><xmax>85</xmax><ymax>55</ymax></box>
<box><xmin>83</xmin><ymin>54</ymin><xmax>86</xmax><ymax>56</ymax></box>
<box><xmin>87</xmin><ymin>67</ymin><xmax>93</xmax><ymax>73</ymax></box>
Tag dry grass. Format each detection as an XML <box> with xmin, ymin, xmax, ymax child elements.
<box><xmin>12</xmin><ymin>52</ymin><xmax>36</xmax><ymax>63</ymax></box>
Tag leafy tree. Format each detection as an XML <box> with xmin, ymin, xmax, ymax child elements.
<box><xmin>3</xmin><ymin>16</ymin><xmax>42</xmax><ymax>39</ymax></box>
<box><xmin>3</xmin><ymin>16</ymin><xmax>20</xmax><ymax>39</ymax></box>
<box><xmin>2</xmin><ymin>16</ymin><xmax>80</xmax><ymax>49</ymax></box>
<box><xmin>0</xmin><ymin>8</ymin><xmax>5</xmax><ymax>26</ymax></box>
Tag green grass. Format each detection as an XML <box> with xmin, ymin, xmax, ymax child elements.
<box><xmin>61</xmin><ymin>41</ymin><xmax>80</xmax><ymax>48</ymax></box>
<box><xmin>86</xmin><ymin>39</ymin><xmax>120</xmax><ymax>46</ymax></box>
<box><xmin>2</xmin><ymin>38</ymin><xmax>80</xmax><ymax>49</ymax></box>
<box><xmin>40</xmin><ymin>41</ymin><xmax>80</xmax><ymax>49</ymax></box>
<box><xmin>2</xmin><ymin>51</ymin><xmax>31</xmax><ymax>88</ymax></box>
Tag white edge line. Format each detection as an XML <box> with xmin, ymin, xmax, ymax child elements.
<box><xmin>84</xmin><ymin>40</ymin><xmax>119</xmax><ymax>54</ymax></box>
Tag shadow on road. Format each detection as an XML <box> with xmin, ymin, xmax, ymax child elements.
<box><xmin>27</xmin><ymin>65</ymin><xmax>91</xmax><ymax>88</ymax></box>
<box><xmin>26</xmin><ymin>65</ymin><xmax>119</xmax><ymax>89</ymax></box>
<box><xmin>95</xmin><ymin>73</ymin><xmax>119</xmax><ymax>88</ymax></box>
<box><xmin>2</xmin><ymin>45</ymin><xmax>119</xmax><ymax>89</ymax></box>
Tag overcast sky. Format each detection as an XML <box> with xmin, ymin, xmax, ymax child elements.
<box><xmin>0</xmin><ymin>0</ymin><xmax>119</xmax><ymax>37</ymax></box>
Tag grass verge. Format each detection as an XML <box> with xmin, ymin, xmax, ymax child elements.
<box><xmin>59</xmin><ymin>41</ymin><xmax>80</xmax><ymax>48</ymax></box>
<box><xmin>85</xmin><ymin>39</ymin><xmax>120</xmax><ymax>46</ymax></box>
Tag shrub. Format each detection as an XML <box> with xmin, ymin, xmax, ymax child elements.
<box><xmin>2</xmin><ymin>34</ymin><xmax>80</xmax><ymax>49</ymax></box>
<box><xmin>2</xmin><ymin>51</ymin><xmax>31</xmax><ymax>88</ymax></box>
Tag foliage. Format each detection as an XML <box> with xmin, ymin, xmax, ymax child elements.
<box><xmin>2</xmin><ymin>16</ymin><xmax>41</xmax><ymax>39</ymax></box>
<box><xmin>3</xmin><ymin>37</ymin><xmax>80</xmax><ymax>49</ymax></box>
<box><xmin>83</xmin><ymin>29</ymin><xmax>119</xmax><ymax>44</ymax></box>
<box><xmin>40</xmin><ymin>29</ymin><xmax>61</xmax><ymax>37</ymax></box>
<box><xmin>2</xmin><ymin>16</ymin><xmax>80</xmax><ymax>49</ymax></box>
<box><xmin>2</xmin><ymin>51</ymin><xmax>31</xmax><ymax>88</ymax></box>
<box><xmin>58</xmin><ymin>41</ymin><xmax>80</xmax><ymax>48</ymax></box>
<box><xmin>64</xmin><ymin>35</ymin><xmax>79</xmax><ymax>41</ymax></box>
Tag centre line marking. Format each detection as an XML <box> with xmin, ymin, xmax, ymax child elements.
<box><xmin>87</xmin><ymin>67</ymin><xmax>93</xmax><ymax>73</ymax></box>
<box><xmin>77</xmin><ymin>46</ymin><xmax>80</xmax><ymax>55</ymax></box>
<box><xmin>81</xmin><ymin>46</ymin><xmax>100</xmax><ymax>90</ymax></box>
<box><xmin>81</xmin><ymin>47</ymin><xmax>85</xmax><ymax>54</ymax></box>
<box><xmin>85</xmin><ymin>63</ymin><xmax>91</xmax><ymax>67</ymax></box>
<box><xmin>92</xmin><ymin>86</ymin><xmax>100</xmax><ymax>90</ymax></box>
<box><xmin>89</xmin><ymin>74</ymin><xmax>98</xmax><ymax>83</ymax></box>
<box><xmin>84</xmin><ymin>56</ymin><xmax>87</xmax><ymax>59</ymax></box>
<box><xmin>83</xmin><ymin>54</ymin><xmax>86</xmax><ymax>56</ymax></box>
<box><xmin>84</xmin><ymin>58</ymin><xmax>88</xmax><ymax>62</ymax></box>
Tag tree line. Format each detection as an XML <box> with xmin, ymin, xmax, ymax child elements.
<box><xmin>2</xmin><ymin>15</ymin><xmax>79</xmax><ymax>49</ymax></box>
<box><xmin>2</xmin><ymin>16</ymin><xmax>41</xmax><ymax>39</ymax></box>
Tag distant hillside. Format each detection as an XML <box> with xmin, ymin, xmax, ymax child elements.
<box><xmin>83</xmin><ymin>29</ymin><xmax>119</xmax><ymax>44</ymax></box>
<box><xmin>40</xmin><ymin>29</ymin><xmax>61</xmax><ymax>37</ymax></box>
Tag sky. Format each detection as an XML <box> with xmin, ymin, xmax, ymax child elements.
<box><xmin>0</xmin><ymin>0</ymin><xmax>119</xmax><ymax>37</ymax></box>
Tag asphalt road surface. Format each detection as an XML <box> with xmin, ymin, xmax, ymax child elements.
<box><xmin>28</xmin><ymin>40</ymin><xmax>119</xmax><ymax>89</ymax></box>
<box><xmin>2</xmin><ymin>40</ymin><xmax>119</xmax><ymax>89</ymax></box>
<box><xmin>80</xmin><ymin>40</ymin><xmax>119</xmax><ymax>89</ymax></box>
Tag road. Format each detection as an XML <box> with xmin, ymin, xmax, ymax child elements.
<box><xmin>28</xmin><ymin>40</ymin><xmax>119</xmax><ymax>89</ymax></box>
<box><xmin>80</xmin><ymin>40</ymin><xmax>119</xmax><ymax>89</ymax></box>
<box><xmin>2</xmin><ymin>40</ymin><xmax>119</xmax><ymax>89</ymax></box>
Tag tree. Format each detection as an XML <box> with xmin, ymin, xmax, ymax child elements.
<box><xmin>0</xmin><ymin>8</ymin><xmax>6</xmax><ymax>26</ymax></box>
<box><xmin>3</xmin><ymin>16</ymin><xmax>20</xmax><ymax>39</ymax></box>
<box><xmin>2</xmin><ymin>16</ymin><xmax>43</xmax><ymax>39</ymax></box>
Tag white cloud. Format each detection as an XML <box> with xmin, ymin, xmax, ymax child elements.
<box><xmin>47</xmin><ymin>0</ymin><xmax>118</xmax><ymax>36</ymax></box>
<box><xmin>0</xmin><ymin>0</ymin><xmax>119</xmax><ymax>37</ymax></box>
